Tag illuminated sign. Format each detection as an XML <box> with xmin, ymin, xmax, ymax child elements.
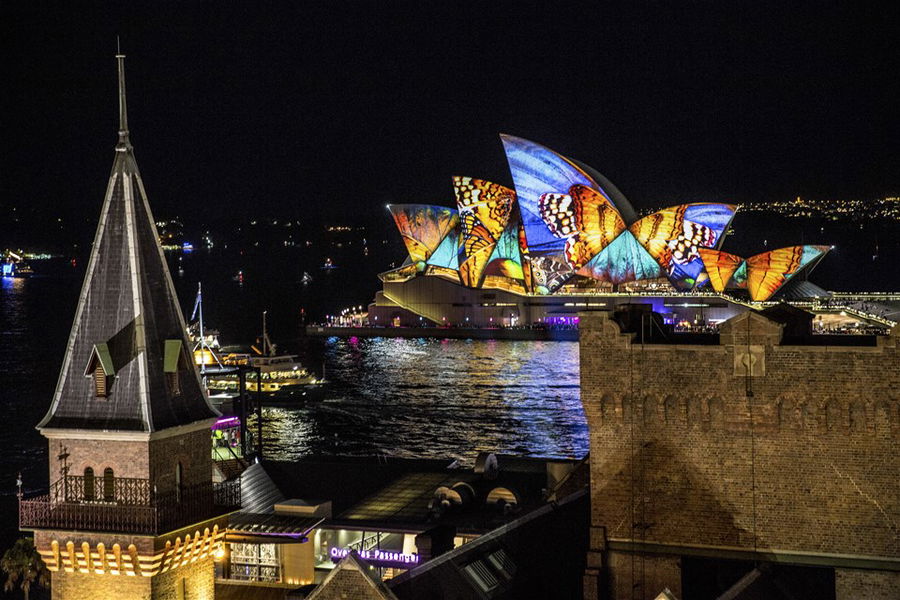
<box><xmin>329</xmin><ymin>547</ymin><xmax>420</xmax><ymax>567</ymax></box>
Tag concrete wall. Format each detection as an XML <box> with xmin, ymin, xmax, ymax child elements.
<box><xmin>379</xmin><ymin>275</ymin><xmax>746</xmax><ymax>327</ymax></box>
<box><xmin>579</xmin><ymin>311</ymin><xmax>900</xmax><ymax>599</ymax></box>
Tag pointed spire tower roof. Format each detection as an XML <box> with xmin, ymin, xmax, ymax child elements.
<box><xmin>38</xmin><ymin>53</ymin><xmax>218</xmax><ymax>433</ymax></box>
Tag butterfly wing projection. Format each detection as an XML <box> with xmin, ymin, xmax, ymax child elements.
<box><xmin>453</xmin><ymin>177</ymin><xmax>515</xmax><ymax>287</ymax></box>
<box><xmin>538</xmin><ymin>184</ymin><xmax>626</xmax><ymax>270</ymax></box>
<box><xmin>389</xmin><ymin>205</ymin><xmax>460</xmax><ymax>264</ymax></box>
<box><xmin>482</xmin><ymin>219</ymin><xmax>527</xmax><ymax>292</ymax></box>
<box><xmin>698</xmin><ymin>249</ymin><xmax>744</xmax><ymax>293</ymax></box>
<box><xmin>453</xmin><ymin>176</ymin><xmax>514</xmax><ymax>239</ymax></box>
<box><xmin>629</xmin><ymin>203</ymin><xmax>736</xmax><ymax>289</ymax></box>
<box><xmin>530</xmin><ymin>256</ymin><xmax>573</xmax><ymax>294</ymax></box>
<box><xmin>458</xmin><ymin>221</ymin><xmax>497</xmax><ymax>287</ymax></box>
<box><xmin>577</xmin><ymin>230</ymin><xmax>662</xmax><ymax>284</ymax></box>
<box><xmin>518</xmin><ymin>220</ymin><xmax>534</xmax><ymax>293</ymax></box>
<box><xmin>502</xmin><ymin>135</ymin><xmax>616</xmax><ymax>290</ymax></box>
<box><xmin>745</xmin><ymin>245</ymin><xmax>830</xmax><ymax>301</ymax></box>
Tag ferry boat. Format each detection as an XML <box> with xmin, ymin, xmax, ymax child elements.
<box><xmin>189</xmin><ymin>286</ymin><xmax>325</xmax><ymax>395</ymax></box>
<box><xmin>205</xmin><ymin>351</ymin><xmax>325</xmax><ymax>393</ymax></box>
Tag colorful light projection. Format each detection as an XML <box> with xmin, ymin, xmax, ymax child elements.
<box><xmin>577</xmin><ymin>230</ymin><xmax>662</xmax><ymax>284</ymax></box>
<box><xmin>426</xmin><ymin>228</ymin><xmax>460</xmax><ymax>271</ymax></box>
<box><xmin>453</xmin><ymin>177</ymin><xmax>515</xmax><ymax>287</ymax></box>
<box><xmin>697</xmin><ymin>249</ymin><xmax>743</xmax><ymax>293</ymax></box>
<box><xmin>501</xmin><ymin>135</ymin><xmax>608</xmax><ymax>291</ymax></box>
<box><xmin>481</xmin><ymin>220</ymin><xmax>527</xmax><ymax>292</ymax></box>
<box><xmin>388</xmin><ymin>204</ymin><xmax>459</xmax><ymax>265</ymax></box>
<box><xmin>698</xmin><ymin>245</ymin><xmax>830</xmax><ymax>301</ymax></box>
<box><xmin>538</xmin><ymin>184</ymin><xmax>626</xmax><ymax>270</ymax></box>
<box><xmin>629</xmin><ymin>203</ymin><xmax>736</xmax><ymax>289</ymax></box>
<box><xmin>385</xmin><ymin>135</ymin><xmax>827</xmax><ymax>301</ymax></box>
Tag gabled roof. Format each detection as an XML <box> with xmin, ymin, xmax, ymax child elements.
<box><xmin>306</xmin><ymin>551</ymin><xmax>399</xmax><ymax>600</ymax></box>
<box><xmin>37</xmin><ymin>54</ymin><xmax>218</xmax><ymax>433</ymax></box>
<box><xmin>388</xmin><ymin>488</ymin><xmax>589</xmax><ymax>600</ymax></box>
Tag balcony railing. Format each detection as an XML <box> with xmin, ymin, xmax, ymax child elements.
<box><xmin>19</xmin><ymin>475</ymin><xmax>241</xmax><ymax>535</ymax></box>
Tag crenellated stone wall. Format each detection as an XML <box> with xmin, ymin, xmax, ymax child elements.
<box><xmin>579</xmin><ymin>310</ymin><xmax>900</xmax><ymax>600</ymax></box>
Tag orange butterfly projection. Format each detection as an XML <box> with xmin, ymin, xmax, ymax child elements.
<box><xmin>699</xmin><ymin>246</ymin><xmax>831</xmax><ymax>301</ymax></box>
<box><xmin>385</xmin><ymin>136</ymin><xmax>829</xmax><ymax>301</ymax></box>
<box><xmin>537</xmin><ymin>185</ymin><xmax>626</xmax><ymax>270</ymax></box>
<box><xmin>453</xmin><ymin>177</ymin><xmax>515</xmax><ymax>287</ymax></box>
<box><xmin>628</xmin><ymin>204</ymin><xmax>730</xmax><ymax>289</ymax></box>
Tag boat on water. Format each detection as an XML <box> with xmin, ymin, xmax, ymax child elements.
<box><xmin>205</xmin><ymin>351</ymin><xmax>325</xmax><ymax>394</ymax></box>
<box><xmin>2</xmin><ymin>251</ymin><xmax>34</xmax><ymax>277</ymax></box>
<box><xmin>189</xmin><ymin>285</ymin><xmax>325</xmax><ymax>396</ymax></box>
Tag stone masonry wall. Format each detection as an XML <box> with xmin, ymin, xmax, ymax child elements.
<box><xmin>48</xmin><ymin>438</ymin><xmax>151</xmax><ymax>484</ymax></box>
<box><xmin>579</xmin><ymin>311</ymin><xmax>900</xmax><ymax>598</ymax></box>
<box><xmin>51</xmin><ymin>569</ymin><xmax>152</xmax><ymax>600</ymax></box>
<box><xmin>152</xmin><ymin>554</ymin><xmax>215</xmax><ymax>600</ymax></box>
<box><xmin>149</xmin><ymin>427</ymin><xmax>214</xmax><ymax>494</ymax></box>
<box><xmin>48</xmin><ymin>553</ymin><xmax>214</xmax><ymax>600</ymax></box>
<box><xmin>48</xmin><ymin>426</ymin><xmax>212</xmax><ymax>496</ymax></box>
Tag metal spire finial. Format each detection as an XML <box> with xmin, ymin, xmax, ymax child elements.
<box><xmin>116</xmin><ymin>41</ymin><xmax>131</xmax><ymax>150</ymax></box>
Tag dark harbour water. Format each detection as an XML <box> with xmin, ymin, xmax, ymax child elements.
<box><xmin>0</xmin><ymin>257</ymin><xmax>586</xmax><ymax>547</ymax></box>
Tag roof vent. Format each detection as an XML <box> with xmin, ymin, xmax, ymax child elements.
<box><xmin>474</xmin><ymin>452</ymin><xmax>499</xmax><ymax>480</ymax></box>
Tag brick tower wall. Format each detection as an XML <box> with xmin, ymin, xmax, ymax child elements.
<box><xmin>46</xmin><ymin>426</ymin><xmax>212</xmax><ymax>500</ymax></box>
<box><xmin>579</xmin><ymin>311</ymin><xmax>900</xmax><ymax>599</ymax></box>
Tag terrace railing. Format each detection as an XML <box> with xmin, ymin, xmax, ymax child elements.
<box><xmin>19</xmin><ymin>475</ymin><xmax>241</xmax><ymax>535</ymax></box>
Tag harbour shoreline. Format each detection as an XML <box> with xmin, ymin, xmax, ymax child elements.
<box><xmin>304</xmin><ymin>325</ymin><xmax>579</xmax><ymax>341</ymax></box>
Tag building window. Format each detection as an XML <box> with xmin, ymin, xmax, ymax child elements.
<box><xmin>462</xmin><ymin>559</ymin><xmax>500</xmax><ymax>593</ymax></box>
<box><xmin>229</xmin><ymin>543</ymin><xmax>280</xmax><ymax>583</ymax></box>
<box><xmin>103</xmin><ymin>468</ymin><xmax>115</xmax><ymax>501</ymax></box>
<box><xmin>85</xmin><ymin>343</ymin><xmax>114</xmax><ymax>399</ymax></box>
<box><xmin>84</xmin><ymin>467</ymin><xmax>95</xmax><ymax>501</ymax></box>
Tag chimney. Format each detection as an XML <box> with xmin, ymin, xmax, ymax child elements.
<box><xmin>415</xmin><ymin>524</ymin><xmax>456</xmax><ymax>561</ymax></box>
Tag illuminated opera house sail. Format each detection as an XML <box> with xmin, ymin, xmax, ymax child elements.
<box><xmin>376</xmin><ymin>135</ymin><xmax>831</xmax><ymax>327</ymax></box>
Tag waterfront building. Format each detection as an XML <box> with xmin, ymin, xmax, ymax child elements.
<box><xmin>18</xmin><ymin>54</ymin><xmax>239</xmax><ymax>599</ymax></box>
<box><xmin>368</xmin><ymin>136</ymin><xmax>854</xmax><ymax>331</ymax></box>
<box><xmin>303</xmin><ymin>488</ymin><xmax>589</xmax><ymax>600</ymax></box>
<box><xmin>215</xmin><ymin>454</ymin><xmax>587</xmax><ymax>598</ymax></box>
<box><xmin>578</xmin><ymin>306</ymin><xmax>900</xmax><ymax>599</ymax></box>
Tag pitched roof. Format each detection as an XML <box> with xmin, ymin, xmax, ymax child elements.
<box><xmin>37</xmin><ymin>54</ymin><xmax>218</xmax><ymax>433</ymax></box>
<box><xmin>306</xmin><ymin>552</ymin><xmax>399</xmax><ymax>600</ymax></box>
<box><xmin>387</xmin><ymin>488</ymin><xmax>589</xmax><ymax>600</ymax></box>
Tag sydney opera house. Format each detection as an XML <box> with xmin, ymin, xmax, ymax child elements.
<box><xmin>369</xmin><ymin>135</ymin><xmax>832</xmax><ymax>328</ymax></box>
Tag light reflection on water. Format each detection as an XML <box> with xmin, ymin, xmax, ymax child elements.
<box><xmin>0</xmin><ymin>266</ymin><xmax>587</xmax><ymax>543</ymax></box>
<box><xmin>260</xmin><ymin>336</ymin><xmax>587</xmax><ymax>464</ymax></box>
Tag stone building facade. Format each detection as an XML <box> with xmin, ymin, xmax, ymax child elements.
<box><xmin>579</xmin><ymin>310</ymin><xmax>900</xmax><ymax>599</ymax></box>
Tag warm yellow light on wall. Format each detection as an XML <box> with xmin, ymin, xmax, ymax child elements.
<box><xmin>213</xmin><ymin>544</ymin><xmax>226</xmax><ymax>561</ymax></box>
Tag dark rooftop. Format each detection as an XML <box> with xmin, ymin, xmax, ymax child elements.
<box><xmin>388</xmin><ymin>488</ymin><xmax>589</xmax><ymax>600</ymax></box>
<box><xmin>237</xmin><ymin>455</ymin><xmax>582</xmax><ymax>535</ymax></box>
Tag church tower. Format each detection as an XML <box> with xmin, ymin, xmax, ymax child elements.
<box><xmin>19</xmin><ymin>53</ymin><xmax>238</xmax><ymax>600</ymax></box>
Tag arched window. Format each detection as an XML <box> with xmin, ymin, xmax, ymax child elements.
<box><xmin>175</xmin><ymin>462</ymin><xmax>184</xmax><ymax>503</ymax></box>
<box><xmin>103</xmin><ymin>468</ymin><xmax>115</xmax><ymax>502</ymax></box>
<box><xmin>84</xmin><ymin>467</ymin><xmax>95</xmax><ymax>501</ymax></box>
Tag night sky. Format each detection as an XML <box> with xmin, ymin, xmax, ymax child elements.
<box><xmin>3</xmin><ymin>1</ymin><xmax>899</xmax><ymax>228</ymax></box>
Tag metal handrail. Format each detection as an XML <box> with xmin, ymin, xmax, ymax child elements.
<box><xmin>20</xmin><ymin>476</ymin><xmax>241</xmax><ymax>535</ymax></box>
